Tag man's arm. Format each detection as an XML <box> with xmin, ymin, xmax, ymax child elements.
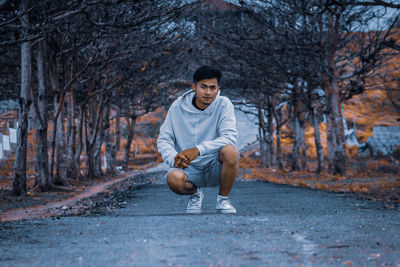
<box><xmin>196</xmin><ymin>99</ymin><xmax>238</xmax><ymax>156</ymax></box>
<box><xmin>157</xmin><ymin>106</ymin><xmax>178</xmax><ymax>167</ymax></box>
<box><xmin>157</xmin><ymin>103</ymin><xmax>200</xmax><ymax>169</ymax></box>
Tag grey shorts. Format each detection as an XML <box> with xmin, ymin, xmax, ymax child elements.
<box><xmin>166</xmin><ymin>155</ymin><xmax>222</xmax><ymax>187</ymax></box>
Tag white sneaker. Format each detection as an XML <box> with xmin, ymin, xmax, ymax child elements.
<box><xmin>216</xmin><ymin>197</ymin><xmax>236</xmax><ymax>214</ymax></box>
<box><xmin>186</xmin><ymin>188</ymin><xmax>204</xmax><ymax>214</ymax></box>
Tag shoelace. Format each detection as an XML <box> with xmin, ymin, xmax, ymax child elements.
<box><xmin>188</xmin><ymin>194</ymin><xmax>201</xmax><ymax>208</ymax></box>
<box><xmin>218</xmin><ymin>198</ymin><xmax>231</xmax><ymax>207</ymax></box>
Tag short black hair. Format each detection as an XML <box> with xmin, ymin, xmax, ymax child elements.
<box><xmin>193</xmin><ymin>65</ymin><xmax>222</xmax><ymax>84</ymax></box>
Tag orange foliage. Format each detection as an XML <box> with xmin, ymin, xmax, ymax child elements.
<box><xmin>0</xmin><ymin>158</ymin><xmax>14</xmax><ymax>179</ymax></box>
<box><xmin>346</xmin><ymin>144</ymin><xmax>359</xmax><ymax>159</ymax></box>
<box><xmin>342</xmin><ymin>30</ymin><xmax>400</xmax><ymax>140</ymax></box>
<box><xmin>131</xmin><ymin>138</ymin><xmax>157</xmax><ymax>154</ymax></box>
<box><xmin>272</xmin><ymin>31</ymin><xmax>400</xmax><ymax>170</ymax></box>
<box><xmin>239</xmin><ymin>150</ymin><xmax>400</xmax><ymax>203</ymax></box>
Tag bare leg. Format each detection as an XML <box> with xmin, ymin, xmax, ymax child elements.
<box><xmin>219</xmin><ymin>145</ymin><xmax>239</xmax><ymax>196</ymax></box>
<box><xmin>167</xmin><ymin>169</ymin><xmax>197</xmax><ymax>195</ymax></box>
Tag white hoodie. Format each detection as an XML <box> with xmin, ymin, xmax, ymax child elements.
<box><xmin>157</xmin><ymin>90</ymin><xmax>238</xmax><ymax>168</ymax></box>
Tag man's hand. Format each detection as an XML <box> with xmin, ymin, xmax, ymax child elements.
<box><xmin>173</xmin><ymin>147</ymin><xmax>200</xmax><ymax>169</ymax></box>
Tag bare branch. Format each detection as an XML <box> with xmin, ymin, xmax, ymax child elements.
<box><xmin>329</xmin><ymin>0</ymin><xmax>400</xmax><ymax>9</ymax></box>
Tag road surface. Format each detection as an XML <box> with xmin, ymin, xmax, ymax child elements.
<box><xmin>1</xmin><ymin>180</ymin><xmax>399</xmax><ymax>266</ymax></box>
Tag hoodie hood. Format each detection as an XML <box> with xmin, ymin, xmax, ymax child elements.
<box><xmin>179</xmin><ymin>90</ymin><xmax>221</xmax><ymax>114</ymax></box>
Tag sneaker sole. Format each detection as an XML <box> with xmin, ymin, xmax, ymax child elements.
<box><xmin>216</xmin><ymin>209</ymin><xmax>236</xmax><ymax>214</ymax></box>
<box><xmin>186</xmin><ymin>209</ymin><xmax>202</xmax><ymax>214</ymax></box>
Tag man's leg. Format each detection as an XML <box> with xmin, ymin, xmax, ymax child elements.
<box><xmin>166</xmin><ymin>169</ymin><xmax>197</xmax><ymax>195</ymax></box>
<box><xmin>167</xmin><ymin>169</ymin><xmax>204</xmax><ymax>214</ymax></box>
<box><xmin>218</xmin><ymin>144</ymin><xmax>239</xmax><ymax>196</ymax></box>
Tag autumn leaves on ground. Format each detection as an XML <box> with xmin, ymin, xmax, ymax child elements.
<box><xmin>240</xmin><ymin>85</ymin><xmax>400</xmax><ymax>207</ymax></box>
<box><xmin>0</xmin><ymin>111</ymin><xmax>164</xmax><ymax>214</ymax></box>
<box><xmin>237</xmin><ymin>50</ymin><xmax>400</xmax><ymax>206</ymax></box>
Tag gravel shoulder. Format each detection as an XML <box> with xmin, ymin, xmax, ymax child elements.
<box><xmin>0</xmin><ymin>169</ymin><xmax>166</xmax><ymax>222</ymax></box>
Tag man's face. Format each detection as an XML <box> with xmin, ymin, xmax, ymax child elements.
<box><xmin>192</xmin><ymin>78</ymin><xmax>219</xmax><ymax>109</ymax></box>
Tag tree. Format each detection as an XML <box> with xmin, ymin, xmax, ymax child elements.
<box><xmin>1</xmin><ymin>0</ymin><xmax>193</xmax><ymax>191</ymax></box>
<box><xmin>195</xmin><ymin>0</ymin><xmax>399</xmax><ymax>175</ymax></box>
<box><xmin>12</xmin><ymin>0</ymin><xmax>32</xmax><ymax>196</ymax></box>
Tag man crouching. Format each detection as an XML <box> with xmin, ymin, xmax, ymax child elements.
<box><xmin>157</xmin><ymin>65</ymin><xmax>239</xmax><ymax>214</ymax></box>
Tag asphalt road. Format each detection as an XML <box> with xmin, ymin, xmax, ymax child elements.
<box><xmin>1</xmin><ymin>180</ymin><xmax>399</xmax><ymax>266</ymax></box>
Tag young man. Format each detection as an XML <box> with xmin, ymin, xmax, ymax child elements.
<box><xmin>157</xmin><ymin>65</ymin><xmax>239</xmax><ymax>214</ymax></box>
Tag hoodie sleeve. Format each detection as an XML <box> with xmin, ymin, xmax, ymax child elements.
<box><xmin>196</xmin><ymin>99</ymin><xmax>238</xmax><ymax>156</ymax></box>
<box><xmin>157</xmin><ymin>104</ymin><xmax>178</xmax><ymax>167</ymax></box>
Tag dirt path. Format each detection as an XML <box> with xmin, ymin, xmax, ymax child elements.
<box><xmin>0</xmin><ymin>177</ymin><xmax>131</xmax><ymax>222</ymax></box>
<box><xmin>0</xmin><ymin>167</ymin><xmax>166</xmax><ymax>222</ymax></box>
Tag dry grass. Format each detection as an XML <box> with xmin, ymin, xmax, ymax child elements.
<box><xmin>239</xmin><ymin>151</ymin><xmax>400</xmax><ymax>206</ymax></box>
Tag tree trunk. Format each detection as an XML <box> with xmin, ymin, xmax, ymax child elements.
<box><xmin>312</xmin><ymin>106</ymin><xmax>324</xmax><ymax>173</ymax></box>
<box><xmin>49</xmin><ymin>109</ymin><xmax>57</xmax><ymax>180</ymax></box>
<box><xmin>291</xmin><ymin>113</ymin><xmax>300</xmax><ymax>171</ymax></box>
<box><xmin>73</xmin><ymin>106</ymin><xmax>85</xmax><ymax>178</ymax></box>
<box><xmin>12</xmin><ymin>0</ymin><xmax>31</xmax><ymax>196</ymax></box>
<box><xmin>33</xmin><ymin>39</ymin><xmax>51</xmax><ymax>191</ymax></box>
<box><xmin>258</xmin><ymin>127</ymin><xmax>267</xmax><ymax>164</ymax></box>
<box><xmin>325</xmin><ymin>12</ymin><xmax>346</xmax><ymax>176</ymax></box>
<box><xmin>66</xmin><ymin>46</ymin><xmax>78</xmax><ymax>178</ymax></box>
<box><xmin>87</xmin><ymin>144</ymin><xmax>96</xmax><ymax>179</ymax></box>
<box><xmin>110</xmin><ymin>106</ymin><xmax>121</xmax><ymax>172</ymax></box>
<box><xmin>94</xmin><ymin>100</ymin><xmax>108</xmax><ymax>177</ymax></box>
<box><xmin>94</xmin><ymin>132</ymin><xmax>103</xmax><ymax>177</ymax></box>
<box><xmin>329</xmin><ymin>79</ymin><xmax>346</xmax><ymax>175</ymax></box>
<box><xmin>54</xmin><ymin>95</ymin><xmax>70</xmax><ymax>186</ymax></box>
<box><xmin>266</xmin><ymin>97</ymin><xmax>275</xmax><ymax>168</ymax></box>
<box><xmin>291</xmin><ymin>79</ymin><xmax>302</xmax><ymax>171</ymax></box>
<box><xmin>123</xmin><ymin>115</ymin><xmax>137</xmax><ymax>170</ymax></box>
<box><xmin>299</xmin><ymin>118</ymin><xmax>307</xmax><ymax>170</ymax></box>
<box><xmin>275</xmin><ymin>125</ymin><xmax>283</xmax><ymax>170</ymax></box>
<box><xmin>105</xmin><ymin>104</ymin><xmax>117</xmax><ymax>175</ymax></box>
<box><xmin>114</xmin><ymin>107</ymin><xmax>121</xmax><ymax>163</ymax></box>
<box><xmin>259</xmin><ymin>132</ymin><xmax>267</xmax><ymax>164</ymax></box>
<box><xmin>85</xmin><ymin>96</ymin><xmax>104</xmax><ymax>179</ymax></box>
<box><xmin>257</xmin><ymin>105</ymin><xmax>268</xmax><ymax>165</ymax></box>
<box><xmin>66</xmin><ymin>90</ymin><xmax>77</xmax><ymax>178</ymax></box>
<box><xmin>272</xmin><ymin>104</ymin><xmax>284</xmax><ymax>170</ymax></box>
<box><xmin>326</xmin><ymin>111</ymin><xmax>335</xmax><ymax>172</ymax></box>
<box><xmin>47</xmin><ymin>47</ymin><xmax>71</xmax><ymax>186</ymax></box>
<box><xmin>86</xmin><ymin>103</ymin><xmax>96</xmax><ymax>179</ymax></box>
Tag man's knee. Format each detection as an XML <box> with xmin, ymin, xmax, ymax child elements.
<box><xmin>219</xmin><ymin>145</ymin><xmax>239</xmax><ymax>165</ymax></box>
<box><xmin>166</xmin><ymin>169</ymin><xmax>186</xmax><ymax>189</ymax></box>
